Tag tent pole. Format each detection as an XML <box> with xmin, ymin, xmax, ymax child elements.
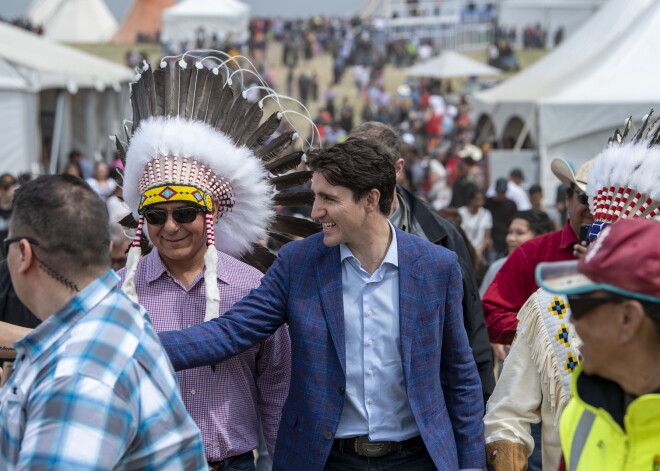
<box><xmin>49</xmin><ymin>90</ymin><xmax>67</xmax><ymax>175</ymax></box>
<box><xmin>513</xmin><ymin>107</ymin><xmax>534</xmax><ymax>151</ymax></box>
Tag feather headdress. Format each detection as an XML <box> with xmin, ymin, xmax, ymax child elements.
<box><xmin>586</xmin><ymin>110</ymin><xmax>660</xmax><ymax>240</ymax></box>
<box><xmin>118</xmin><ymin>50</ymin><xmax>321</xmax><ymax>321</ymax></box>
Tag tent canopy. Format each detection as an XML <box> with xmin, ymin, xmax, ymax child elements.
<box><xmin>473</xmin><ymin>0</ymin><xmax>660</xmax><ymax>202</ymax></box>
<box><xmin>0</xmin><ymin>22</ymin><xmax>133</xmax><ymax>91</ymax></box>
<box><xmin>0</xmin><ymin>23</ymin><xmax>132</xmax><ymax>176</ymax></box>
<box><xmin>499</xmin><ymin>0</ymin><xmax>606</xmax><ymax>49</ymax></box>
<box><xmin>405</xmin><ymin>50</ymin><xmax>501</xmax><ymax>79</ymax></box>
<box><xmin>27</xmin><ymin>0</ymin><xmax>118</xmax><ymax>43</ymax></box>
<box><xmin>162</xmin><ymin>0</ymin><xmax>251</xmax><ymax>46</ymax></box>
<box><xmin>112</xmin><ymin>0</ymin><xmax>175</xmax><ymax>44</ymax></box>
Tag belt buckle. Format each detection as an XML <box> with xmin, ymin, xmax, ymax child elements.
<box><xmin>355</xmin><ymin>436</ymin><xmax>391</xmax><ymax>458</ymax></box>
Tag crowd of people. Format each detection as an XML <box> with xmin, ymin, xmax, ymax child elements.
<box><xmin>0</xmin><ymin>16</ymin><xmax>659</xmax><ymax>471</ymax></box>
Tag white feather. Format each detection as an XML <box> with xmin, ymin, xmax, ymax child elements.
<box><xmin>123</xmin><ymin>116</ymin><xmax>274</xmax><ymax>257</ymax></box>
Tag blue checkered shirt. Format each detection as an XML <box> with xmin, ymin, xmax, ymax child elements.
<box><xmin>0</xmin><ymin>270</ymin><xmax>206</xmax><ymax>470</ymax></box>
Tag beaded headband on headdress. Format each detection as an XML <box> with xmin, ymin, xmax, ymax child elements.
<box><xmin>586</xmin><ymin>109</ymin><xmax>660</xmax><ymax>241</ymax></box>
<box><xmin>117</xmin><ymin>50</ymin><xmax>322</xmax><ymax>321</ymax></box>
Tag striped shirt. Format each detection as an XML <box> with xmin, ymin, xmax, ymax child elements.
<box><xmin>0</xmin><ymin>270</ymin><xmax>206</xmax><ymax>470</ymax></box>
<box><xmin>119</xmin><ymin>248</ymin><xmax>290</xmax><ymax>461</ymax></box>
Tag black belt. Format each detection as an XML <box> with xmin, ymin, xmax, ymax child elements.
<box><xmin>208</xmin><ymin>451</ymin><xmax>251</xmax><ymax>471</ymax></box>
<box><xmin>333</xmin><ymin>435</ymin><xmax>424</xmax><ymax>458</ymax></box>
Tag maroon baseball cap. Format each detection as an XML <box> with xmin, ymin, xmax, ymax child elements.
<box><xmin>536</xmin><ymin>218</ymin><xmax>660</xmax><ymax>303</ymax></box>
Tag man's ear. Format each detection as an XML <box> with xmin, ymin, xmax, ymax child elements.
<box><xmin>365</xmin><ymin>189</ymin><xmax>381</xmax><ymax>212</ymax></box>
<box><xmin>394</xmin><ymin>158</ymin><xmax>405</xmax><ymax>180</ymax></box>
<box><xmin>15</xmin><ymin>239</ymin><xmax>36</xmax><ymax>275</ymax></box>
<box><xmin>617</xmin><ymin>300</ymin><xmax>646</xmax><ymax>345</ymax></box>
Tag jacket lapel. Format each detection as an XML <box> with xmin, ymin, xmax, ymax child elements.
<box><xmin>315</xmin><ymin>244</ymin><xmax>346</xmax><ymax>375</ymax></box>
<box><xmin>396</xmin><ymin>230</ymin><xmax>422</xmax><ymax>380</ymax></box>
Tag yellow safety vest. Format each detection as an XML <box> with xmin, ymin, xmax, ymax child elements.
<box><xmin>560</xmin><ymin>367</ymin><xmax>660</xmax><ymax>471</ymax></box>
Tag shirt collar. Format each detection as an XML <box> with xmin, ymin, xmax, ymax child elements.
<box><xmin>16</xmin><ymin>270</ymin><xmax>119</xmax><ymax>360</ymax></box>
<box><xmin>143</xmin><ymin>247</ymin><xmax>231</xmax><ymax>286</ymax></box>
<box><xmin>559</xmin><ymin>221</ymin><xmax>579</xmax><ymax>251</ymax></box>
<box><xmin>389</xmin><ymin>193</ymin><xmax>408</xmax><ymax>232</ymax></box>
<box><xmin>340</xmin><ymin>220</ymin><xmax>399</xmax><ymax>268</ymax></box>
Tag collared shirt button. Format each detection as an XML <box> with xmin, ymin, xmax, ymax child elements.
<box><xmin>367</xmin><ymin>339</ymin><xmax>373</xmax><ymax>345</ymax></box>
<box><xmin>190</xmin><ymin>389</ymin><xmax>196</xmax><ymax>395</ymax></box>
<box><xmin>368</xmin><ymin>398</ymin><xmax>374</xmax><ymax>404</ymax></box>
<box><xmin>372</xmin><ymin>428</ymin><xmax>377</xmax><ymax>433</ymax></box>
<box><xmin>325</xmin><ymin>432</ymin><xmax>333</xmax><ymax>440</ymax></box>
<box><xmin>367</xmin><ymin>369</ymin><xmax>374</xmax><ymax>375</ymax></box>
<box><xmin>367</xmin><ymin>310</ymin><xmax>373</xmax><ymax>316</ymax></box>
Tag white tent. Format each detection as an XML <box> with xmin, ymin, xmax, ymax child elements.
<box><xmin>499</xmin><ymin>0</ymin><xmax>607</xmax><ymax>48</ymax></box>
<box><xmin>473</xmin><ymin>0</ymin><xmax>660</xmax><ymax>201</ymax></box>
<box><xmin>0</xmin><ymin>23</ymin><xmax>133</xmax><ymax>176</ymax></box>
<box><xmin>27</xmin><ymin>0</ymin><xmax>118</xmax><ymax>43</ymax></box>
<box><xmin>162</xmin><ymin>0</ymin><xmax>250</xmax><ymax>49</ymax></box>
<box><xmin>405</xmin><ymin>50</ymin><xmax>501</xmax><ymax>79</ymax></box>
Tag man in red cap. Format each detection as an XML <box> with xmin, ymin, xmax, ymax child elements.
<box><xmin>536</xmin><ymin>218</ymin><xmax>660</xmax><ymax>471</ymax></box>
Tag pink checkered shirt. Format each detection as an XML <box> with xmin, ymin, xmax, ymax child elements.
<box><xmin>119</xmin><ymin>248</ymin><xmax>291</xmax><ymax>461</ymax></box>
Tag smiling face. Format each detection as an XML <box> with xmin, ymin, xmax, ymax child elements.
<box><xmin>567</xmin><ymin>185</ymin><xmax>594</xmax><ymax>238</ymax></box>
<box><xmin>506</xmin><ymin>217</ymin><xmax>535</xmax><ymax>254</ymax></box>
<box><xmin>146</xmin><ymin>201</ymin><xmax>208</xmax><ymax>270</ymax></box>
<box><xmin>310</xmin><ymin>172</ymin><xmax>369</xmax><ymax>249</ymax></box>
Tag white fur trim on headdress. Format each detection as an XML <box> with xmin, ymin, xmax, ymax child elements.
<box><xmin>123</xmin><ymin>116</ymin><xmax>275</xmax><ymax>257</ymax></box>
<box><xmin>587</xmin><ymin>142</ymin><xmax>660</xmax><ymax>221</ymax></box>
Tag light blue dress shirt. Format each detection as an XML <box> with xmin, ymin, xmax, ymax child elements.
<box><xmin>335</xmin><ymin>223</ymin><xmax>419</xmax><ymax>441</ymax></box>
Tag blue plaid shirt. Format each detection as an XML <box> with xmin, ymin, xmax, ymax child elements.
<box><xmin>0</xmin><ymin>270</ymin><xmax>206</xmax><ymax>470</ymax></box>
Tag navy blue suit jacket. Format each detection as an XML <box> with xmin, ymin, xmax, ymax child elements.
<box><xmin>160</xmin><ymin>228</ymin><xmax>485</xmax><ymax>470</ymax></box>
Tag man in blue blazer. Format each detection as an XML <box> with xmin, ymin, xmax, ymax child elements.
<box><xmin>160</xmin><ymin>138</ymin><xmax>485</xmax><ymax>470</ymax></box>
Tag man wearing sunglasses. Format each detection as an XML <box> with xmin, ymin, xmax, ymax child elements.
<box><xmin>482</xmin><ymin>157</ymin><xmax>596</xmax><ymax>346</ymax></box>
<box><xmin>0</xmin><ymin>174</ymin><xmax>206</xmax><ymax>469</ymax></box>
<box><xmin>536</xmin><ymin>218</ymin><xmax>660</xmax><ymax>471</ymax></box>
<box><xmin>118</xmin><ymin>128</ymin><xmax>291</xmax><ymax>470</ymax></box>
<box><xmin>118</xmin><ymin>197</ymin><xmax>291</xmax><ymax>471</ymax></box>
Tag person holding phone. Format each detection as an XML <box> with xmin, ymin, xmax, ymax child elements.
<box><xmin>482</xmin><ymin>157</ymin><xmax>597</xmax><ymax>347</ymax></box>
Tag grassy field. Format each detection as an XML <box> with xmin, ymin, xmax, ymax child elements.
<box><xmin>69</xmin><ymin>41</ymin><xmax>548</xmax><ymax>142</ymax></box>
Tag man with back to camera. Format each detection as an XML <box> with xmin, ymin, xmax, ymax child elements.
<box><xmin>0</xmin><ymin>174</ymin><xmax>206</xmax><ymax>469</ymax></box>
<box><xmin>349</xmin><ymin>121</ymin><xmax>495</xmax><ymax>402</ymax></box>
<box><xmin>159</xmin><ymin>138</ymin><xmax>486</xmax><ymax>471</ymax></box>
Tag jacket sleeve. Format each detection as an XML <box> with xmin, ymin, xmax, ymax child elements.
<box><xmin>482</xmin><ymin>246</ymin><xmax>535</xmax><ymax>344</ymax></box>
<box><xmin>440</xmin><ymin>218</ymin><xmax>495</xmax><ymax>400</ymax></box>
<box><xmin>159</xmin><ymin>245</ymin><xmax>292</xmax><ymax>371</ymax></box>
<box><xmin>484</xmin><ymin>328</ymin><xmax>541</xmax><ymax>456</ymax></box>
<box><xmin>441</xmin><ymin>259</ymin><xmax>486</xmax><ymax>469</ymax></box>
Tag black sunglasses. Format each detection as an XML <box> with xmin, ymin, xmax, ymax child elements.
<box><xmin>567</xmin><ymin>293</ymin><xmax>627</xmax><ymax>320</ymax></box>
<box><xmin>143</xmin><ymin>206</ymin><xmax>204</xmax><ymax>226</ymax></box>
<box><xmin>2</xmin><ymin>236</ymin><xmax>40</xmax><ymax>259</ymax></box>
<box><xmin>566</xmin><ymin>187</ymin><xmax>589</xmax><ymax>205</ymax></box>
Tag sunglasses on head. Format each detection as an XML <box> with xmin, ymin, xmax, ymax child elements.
<box><xmin>566</xmin><ymin>187</ymin><xmax>589</xmax><ymax>205</ymax></box>
<box><xmin>2</xmin><ymin>236</ymin><xmax>40</xmax><ymax>259</ymax></box>
<box><xmin>142</xmin><ymin>206</ymin><xmax>204</xmax><ymax>225</ymax></box>
<box><xmin>567</xmin><ymin>293</ymin><xmax>627</xmax><ymax>320</ymax></box>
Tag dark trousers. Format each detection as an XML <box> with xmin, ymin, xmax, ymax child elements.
<box><xmin>324</xmin><ymin>441</ymin><xmax>436</xmax><ymax>471</ymax></box>
<box><xmin>528</xmin><ymin>422</ymin><xmax>543</xmax><ymax>471</ymax></box>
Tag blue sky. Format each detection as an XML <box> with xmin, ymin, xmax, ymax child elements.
<box><xmin>0</xmin><ymin>0</ymin><xmax>364</xmax><ymax>21</ymax></box>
